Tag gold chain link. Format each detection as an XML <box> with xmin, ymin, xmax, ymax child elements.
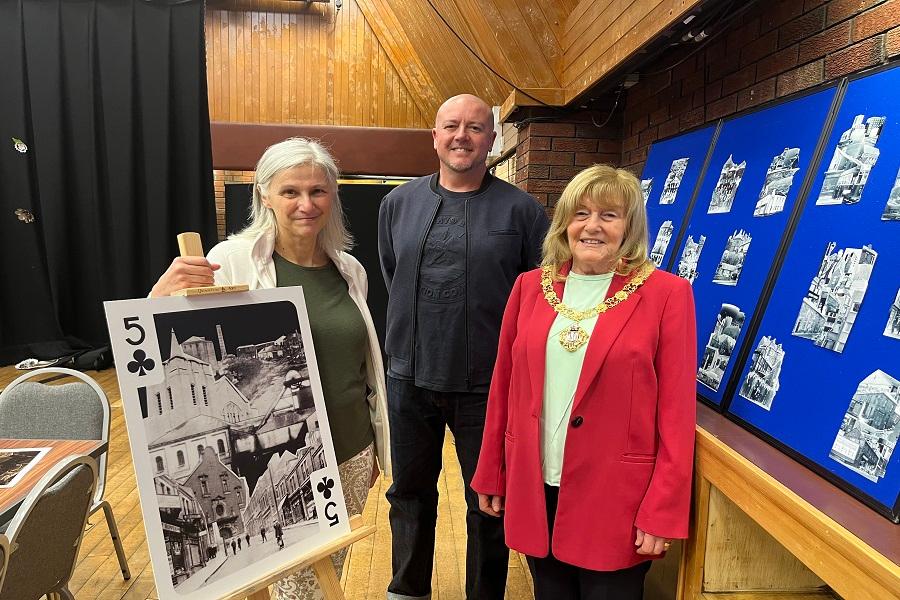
<box><xmin>541</xmin><ymin>262</ymin><xmax>655</xmax><ymax>321</ymax></box>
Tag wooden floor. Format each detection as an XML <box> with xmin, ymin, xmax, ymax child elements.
<box><xmin>0</xmin><ymin>366</ymin><xmax>534</xmax><ymax>600</ymax></box>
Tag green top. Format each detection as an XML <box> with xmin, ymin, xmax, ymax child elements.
<box><xmin>542</xmin><ymin>271</ymin><xmax>614</xmax><ymax>486</ymax></box>
<box><xmin>274</xmin><ymin>253</ymin><xmax>374</xmax><ymax>464</ymax></box>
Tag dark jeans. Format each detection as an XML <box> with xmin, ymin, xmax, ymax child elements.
<box><xmin>527</xmin><ymin>485</ymin><xmax>651</xmax><ymax>600</ymax></box>
<box><xmin>386</xmin><ymin>376</ymin><xmax>508</xmax><ymax>600</ymax></box>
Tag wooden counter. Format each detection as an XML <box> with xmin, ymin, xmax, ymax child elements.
<box><xmin>679</xmin><ymin>405</ymin><xmax>899</xmax><ymax>600</ymax></box>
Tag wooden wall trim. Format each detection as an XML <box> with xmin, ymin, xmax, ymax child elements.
<box><xmin>211</xmin><ymin>122</ymin><xmax>438</xmax><ymax>176</ymax></box>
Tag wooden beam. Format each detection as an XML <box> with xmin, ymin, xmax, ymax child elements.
<box><xmin>498</xmin><ymin>88</ymin><xmax>566</xmax><ymax>122</ymax></box>
<box><xmin>210</xmin><ymin>122</ymin><xmax>438</xmax><ymax>176</ymax></box>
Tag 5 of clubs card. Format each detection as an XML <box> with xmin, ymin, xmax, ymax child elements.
<box><xmin>104</xmin><ymin>287</ymin><xmax>348</xmax><ymax>599</ymax></box>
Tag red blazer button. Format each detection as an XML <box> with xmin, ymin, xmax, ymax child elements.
<box><xmin>571</xmin><ymin>416</ymin><xmax>584</xmax><ymax>428</ymax></box>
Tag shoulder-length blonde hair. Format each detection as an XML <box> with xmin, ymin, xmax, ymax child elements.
<box><xmin>232</xmin><ymin>137</ymin><xmax>353</xmax><ymax>254</ymax></box>
<box><xmin>541</xmin><ymin>164</ymin><xmax>650</xmax><ymax>280</ymax></box>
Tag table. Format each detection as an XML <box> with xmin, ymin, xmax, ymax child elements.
<box><xmin>0</xmin><ymin>438</ymin><xmax>107</xmax><ymax>527</ymax></box>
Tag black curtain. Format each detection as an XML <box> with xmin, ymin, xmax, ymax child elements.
<box><xmin>0</xmin><ymin>0</ymin><xmax>216</xmax><ymax>365</ymax></box>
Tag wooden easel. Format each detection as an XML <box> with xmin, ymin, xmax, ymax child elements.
<box><xmin>172</xmin><ymin>232</ymin><xmax>377</xmax><ymax>600</ymax></box>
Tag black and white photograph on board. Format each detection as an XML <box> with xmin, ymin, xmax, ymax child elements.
<box><xmin>792</xmin><ymin>242</ymin><xmax>877</xmax><ymax>353</ymax></box>
<box><xmin>712</xmin><ymin>229</ymin><xmax>752</xmax><ymax>286</ymax></box>
<box><xmin>817</xmin><ymin>114</ymin><xmax>885</xmax><ymax>206</ymax></box>
<box><xmin>659</xmin><ymin>158</ymin><xmax>689</xmax><ymax>205</ymax></box>
<box><xmin>104</xmin><ymin>290</ymin><xmax>351</xmax><ymax>600</ymax></box>
<box><xmin>829</xmin><ymin>369</ymin><xmax>900</xmax><ymax>483</ymax></box>
<box><xmin>708</xmin><ymin>154</ymin><xmax>746</xmax><ymax>214</ymax></box>
<box><xmin>881</xmin><ymin>166</ymin><xmax>900</xmax><ymax>220</ymax></box>
<box><xmin>145</xmin><ymin>307</ymin><xmax>328</xmax><ymax>592</ymax></box>
<box><xmin>649</xmin><ymin>220</ymin><xmax>674</xmax><ymax>267</ymax></box>
<box><xmin>738</xmin><ymin>336</ymin><xmax>785</xmax><ymax>410</ymax></box>
<box><xmin>676</xmin><ymin>234</ymin><xmax>706</xmax><ymax>284</ymax></box>
<box><xmin>641</xmin><ymin>178</ymin><xmax>653</xmax><ymax>204</ymax></box>
<box><xmin>755</xmin><ymin>147</ymin><xmax>800</xmax><ymax>217</ymax></box>
<box><xmin>885</xmin><ymin>288</ymin><xmax>900</xmax><ymax>340</ymax></box>
<box><xmin>697</xmin><ymin>304</ymin><xmax>746</xmax><ymax>392</ymax></box>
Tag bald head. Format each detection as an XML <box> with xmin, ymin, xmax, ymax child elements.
<box><xmin>432</xmin><ymin>94</ymin><xmax>496</xmax><ymax>188</ymax></box>
<box><xmin>435</xmin><ymin>94</ymin><xmax>494</xmax><ymax>129</ymax></box>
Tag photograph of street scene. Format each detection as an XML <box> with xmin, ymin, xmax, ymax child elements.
<box><xmin>677</xmin><ymin>234</ymin><xmax>706</xmax><ymax>284</ymax></box>
<box><xmin>817</xmin><ymin>114</ymin><xmax>885</xmax><ymax>206</ymax></box>
<box><xmin>738</xmin><ymin>336</ymin><xmax>785</xmax><ymax>410</ymax></box>
<box><xmin>708</xmin><ymin>154</ymin><xmax>746</xmax><ymax>214</ymax></box>
<box><xmin>792</xmin><ymin>242</ymin><xmax>877</xmax><ymax>353</ymax></box>
<box><xmin>830</xmin><ymin>369</ymin><xmax>900</xmax><ymax>483</ymax></box>
<box><xmin>143</xmin><ymin>301</ymin><xmax>331</xmax><ymax>594</ymax></box>
<box><xmin>641</xmin><ymin>178</ymin><xmax>653</xmax><ymax>204</ymax></box>
<box><xmin>0</xmin><ymin>448</ymin><xmax>49</xmax><ymax>488</ymax></box>
<box><xmin>659</xmin><ymin>158</ymin><xmax>689</xmax><ymax>205</ymax></box>
<box><xmin>697</xmin><ymin>304</ymin><xmax>745</xmax><ymax>392</ymax></box>
<box><xmin>882</xmin><ymin>166</ymin><xmax>900</xmax><ymax>220</ymax></box>
<box><xmin>712</xmin><ymin>229</ymin><xmax>751</xmax><ymax>286</ymax></box>
<box><xmin>755</xmin><ymin>147</ymin><xmax>800</xmax><ymax>217</ymax></box>
<box><xmin>885</xmin><ymin>289</ymin><xmax>900</xmax><ymax>340</ymax></box>
<box><xmin>649</xmin><ymin>220</ymin><xmax>674</xmax><ymax>267</ymax></box>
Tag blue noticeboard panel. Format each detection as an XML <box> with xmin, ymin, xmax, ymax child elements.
<box><xmin>728</xmin><ymin>68</ymin><xmax>900</xmax><ymax>515</ymax></box>
<box><xmin>641</xmin><ymin>125</ymin><xmax>717</xmax><ymax>271</ymax></box>
<box><xmin>673</xmin><ymin>86</ymin><xmax>838</xmax><ymax>406</ymax></box>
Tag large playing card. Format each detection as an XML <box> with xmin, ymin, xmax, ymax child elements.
<box><xmin>104</xmin><ymin>288</ymin><xmax>348</xmax><ymax>599</ymax></box>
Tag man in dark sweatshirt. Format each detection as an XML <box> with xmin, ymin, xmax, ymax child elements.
<box><xmin>379</xmin><ymin>94</ymin><xmax>549</xmax><ymax>600</ymax></box>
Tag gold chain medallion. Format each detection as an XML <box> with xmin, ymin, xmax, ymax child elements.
<box><xmin>542</xmin><ymin>262</ymin><xmax>655</xmax><ymax>352</ymax></box>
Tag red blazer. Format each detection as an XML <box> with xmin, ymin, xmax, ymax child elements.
<box><xmin>471</xmin><ymin>264</ymin><xmax>697</xmax><ymax>571</ymax></box>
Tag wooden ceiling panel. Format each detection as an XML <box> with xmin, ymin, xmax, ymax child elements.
<box><xmin>563</xmin><ymin>0</ymin><xmax>703</xmax><ymax>102</ymax></box>
<box><xmin>205</xmin><ymin>0</ymin><xmax>428</xmax><ymax>128</ymax></box>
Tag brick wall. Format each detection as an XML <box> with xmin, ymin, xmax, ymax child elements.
<box><xmin>621</xmin><ymin>0</ymin><xmax>900</xmax><ymax>173</ymax></box>
<box><xmin>512</xmin><ymin>0</ymin><xmax>900</xmax><ymax>207</ymax></box>
<box><xmin>513</xmin><ymin>111</ymin><xmax>622</xmax><ymax>209</ymax></box>
<box><xmin>213</xmin><ymin>170</ymin><xmax>254</xmax><ymax>241</ymax></box>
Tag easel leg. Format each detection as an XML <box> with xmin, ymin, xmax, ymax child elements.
<box><xmin>312</xmin><ymin>557</ymin><xmax>345</xmax><ymax>600</ymax></box>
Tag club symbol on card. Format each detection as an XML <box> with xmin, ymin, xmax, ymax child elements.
<box><xmin>316</xmin><ymin>476</ymin><xmax>335</xmax><ymax>499</ymax></box>
<box><xmin>127</xmin><ymin>349</ymin><xmax>155</xmax><ymax>376</ymax></box>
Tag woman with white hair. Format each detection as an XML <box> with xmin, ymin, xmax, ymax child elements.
<box><xmin>152</xmin><ymin>137</ymin><xmax>390</xmax><ymax>599</ymax></box>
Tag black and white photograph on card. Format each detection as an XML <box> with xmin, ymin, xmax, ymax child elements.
<box><xmin>677</xmin><ymin>234</ymin><xmax>706</xmax><ymax>284</ymax></box>
<box><xmin>640</xmin><ymin>178</ymin><xmax>653</xmax><ymax>204</ymax></box>
<box><xmin>885</xmin><ymin>289</ymin><xmax>900</xmax><ymax>340</ymax></box>
<box><xmin>738</xmin><ymin>336</ymin><xmax>785</xmax><ymax>410</ymax></box>
<box><xmin>712</xmin><ymin>229</ymin><xmax>752</xmax><ymax>286</ymax></box>
<box><xmin>755</xmin><ymin>148</ymin><xmax>800</xmax><ymax>217</ymax></box>
<box><xmin>0</xmin><ymin>447</ymin><xmax>50</xmax><ymax>488</ymax></box>
<box><xmin>104</xmin><ymin>288</ymin><xmax>348</xmax><ymax>600</ymax></box>
<box><xmin>660</xmin><ymin>158</ymin><xmax>689</xmax><ymax>205</ymax></box>
<box><xmin>829</xmin><ymin>369</ymin><xmax>900</xmax><ymax>483</ymax></box>
<box><xmin>792</xmin><ymin>242</ymin><xmax>877</xmax><ymax>353</ymax></box>
<box><xmin>881</xmin><ymin>166</ymin><xmax>900</xmax><ymax>220</ymax></box>
<box><xmin>698</xmin><ymin>304</ymin><xmax>746</xmax><ymax>392</ymax></box>
<box><xmin>649</xmin><ymin>220</ymin><xmax>674</xmax><ymax>267</ymax></box>
<box><xmin>707</xmin><ymin>154</ymin><xmax>747</xmax><ymax>214</ymax></box>
<box><xmin>817</xmin><ymin>114</ymin><xmax>885</xmax><ymax>206</ymax></box>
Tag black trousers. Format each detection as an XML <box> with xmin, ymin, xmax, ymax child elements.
<box><xmin>385</xmin><ymin>377</ymin><xmax>508</xmax><ymax>599</ymax></box>
<box><xmin>526</xmin><ymin>485</ymin><xmax>651</xmax><ymax>600</ymax></box>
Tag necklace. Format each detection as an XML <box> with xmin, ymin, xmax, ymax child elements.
<box><xmin>541</xmin><ymin>262</ymin><xmax>655</xmax><ymax>352</ymax></box>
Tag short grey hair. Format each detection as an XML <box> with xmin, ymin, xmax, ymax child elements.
<box><xmin>233</xmin><ymin>137</ymin><xmax>352</xmax><ymax>253</ymax></box>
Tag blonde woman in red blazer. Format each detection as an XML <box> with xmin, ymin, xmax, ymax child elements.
<box><xmin>471</xmin><ymin>164</ymin><xmax>697</xmax><ymax>599</ymax></box>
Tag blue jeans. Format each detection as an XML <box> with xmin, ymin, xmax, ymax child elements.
<box><xmin>385</xmin><ymin>376</ymin><xmax>508</xmax><ymax>600</ymax></box>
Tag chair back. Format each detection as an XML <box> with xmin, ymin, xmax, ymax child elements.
<box><xmin>0</xmin><ymin>368</ymin><xmax>111</xmax><ymax>504</ymax></box>
<box><xmin>0</xmin><ymin>455</ymin><xmax>97</xmax><ymax>600</ymax></box>
<box><xmin>0</xmin><ymin>533</ymin><xmax>9</xmax><ymax>595</ymax></box>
